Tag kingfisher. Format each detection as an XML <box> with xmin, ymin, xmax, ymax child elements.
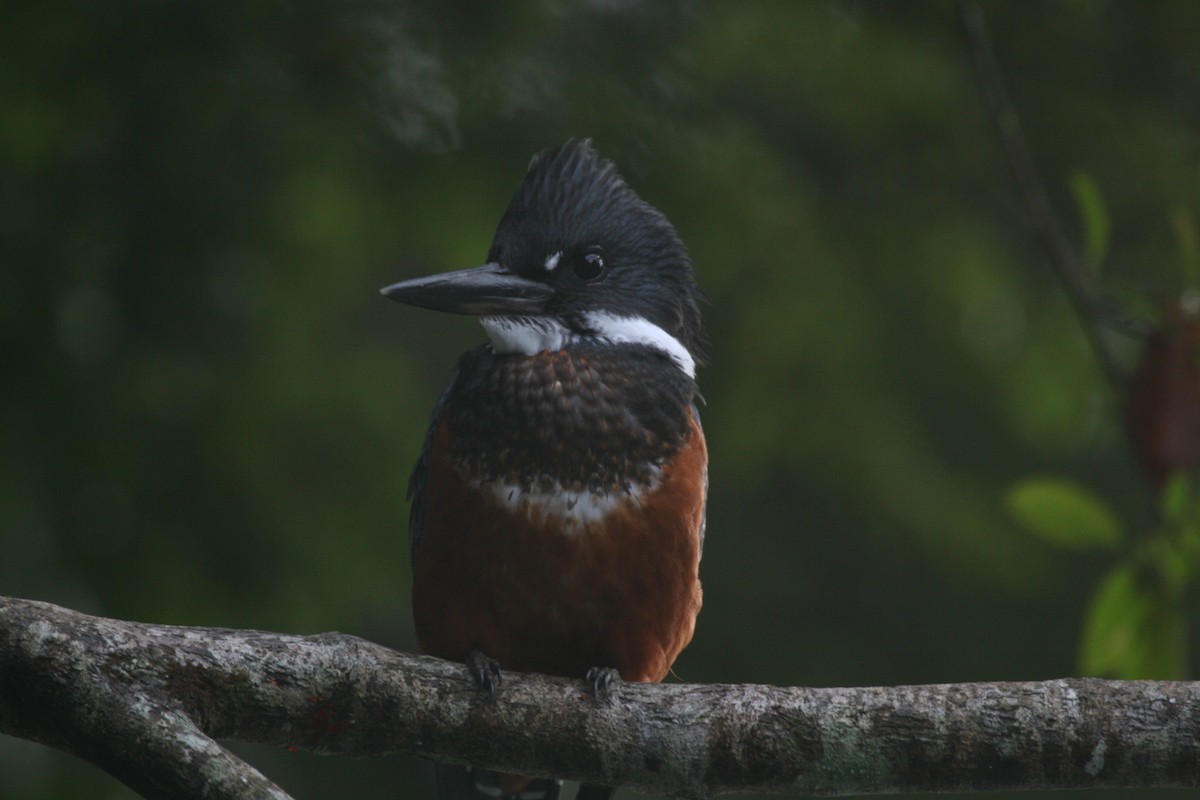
<box><xmin>382</xmin><ymin>139</ymin><xmax>707</xmax><ymax>800</ymax></box>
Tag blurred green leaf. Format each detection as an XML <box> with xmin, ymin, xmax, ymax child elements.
<box><xmin>1143</xmin><ymin>535</ymin><xmax>1191</xmax><ymax>593</ymax></box>
<box><xmin>1160</xmin><ymin>474</ymin><xmax>1200</xmax><ymax>571</ymax></box>
<box><xmin>1171</xmin><ymin>208</ymin><xmax>1200</xmax><ymax>288</ymax></box>
<box><xmin>1161</xmin><ymin>473</ymin><xmax>1194</xmax><ymax>525</ymax></box>
<box><xmin>1079</xmin><ymin>562</ymin><xmax>1185</xmax><ymax>679</ymax></box>
<box><xmin>1006</xmin><ymin>476</ymin><xmax>1122</xmax><ymax>550</ymax></box>
<box><xmin>1070</xmin><ymin>171</ymin><xmax>1110</xmax><ymax>271</ymax></box>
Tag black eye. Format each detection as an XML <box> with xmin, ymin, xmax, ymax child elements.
<box><xmin>573</xmin><ymin>246</ymin><xmax>606</xmax><ymax>281</ymax></box>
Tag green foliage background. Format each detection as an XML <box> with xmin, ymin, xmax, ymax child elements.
<box><xmin>2</xmin><ymin>2</ymin><xmax>1198</xmax><ymax>798</ymax></box>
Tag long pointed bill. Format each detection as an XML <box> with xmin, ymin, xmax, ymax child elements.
<box><xmin>380</xmin><ymin>263</ymin><xmax>554</xmax><ymax>316</ymax></box>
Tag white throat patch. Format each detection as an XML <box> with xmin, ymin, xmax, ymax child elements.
<box><xmin>480</xmin><ymin>312</ymin><xmax>695</xmax><ymax>379</ymax></box>
<box><xmin>582</xmin><ymin>311</ymin><xmax>696</xmax><ymax>378</ymax></box>
<box><xmin>480</xmin><ymin>316</ymin><xmax>568</xmax><ymax>355</ymax></box>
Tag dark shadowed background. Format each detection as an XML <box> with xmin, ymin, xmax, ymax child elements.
<box><xmin>3</xmin><ymin>2</ymin><xmax>1199</xmax><ymax>798</ymax></box>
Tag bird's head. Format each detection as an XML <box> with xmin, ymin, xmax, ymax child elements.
<box><xmin>382</xmin><ymin>139</ymin><xmax>705</xmax><ymax>377</ymax></box>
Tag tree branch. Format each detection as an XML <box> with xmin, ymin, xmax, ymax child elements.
<box><xmin>958</xmin><ymin>0</ymin><xmax>1125</xmax><ymax>389</ymax></box>
<box><xmin>2</xmin><ymin>596</ymin><xmax>1199</xmax><ymax>798</ymax></box>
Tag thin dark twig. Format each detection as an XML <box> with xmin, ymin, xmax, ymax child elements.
<box><xmin>958</xmin><ymin>0</ymin><xmax>1123</xmax><ymax>388</ymax></box>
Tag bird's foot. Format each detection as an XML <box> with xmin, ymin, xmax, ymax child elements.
<box><xmin>585</xmin><ymin>666</ymin><xmax>620</xmax><ymax>704</ymax></box>
<box><xmin>466</xmin><ymin>648</ymin><xmax>502</xmax><ymax>695</ymax></box>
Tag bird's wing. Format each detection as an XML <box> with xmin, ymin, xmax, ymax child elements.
<box><xmin>407</xmin><ymin>368</ymin><xmax>459</xmax><ymax>561</ymax></box>
<box><xmin>692</xmin><ymin>401</ymin><xmax>708</xmax><ymax>562</ymax></box>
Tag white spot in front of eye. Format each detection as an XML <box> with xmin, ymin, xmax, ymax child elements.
<box><xmin>543</xmin><ymin>251</ymin><xmax>562</xmax><ymax>272</ymax></box>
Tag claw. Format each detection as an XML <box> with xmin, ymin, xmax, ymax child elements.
<box><xmin>466</xmin><ymin>649</ymin><xmax>502</xmax><ymax>695</ymax></box>
<box><xmin>585</xmin><ymin>666</ymin><xmax>620</xmax><ymax>703</ymax></box>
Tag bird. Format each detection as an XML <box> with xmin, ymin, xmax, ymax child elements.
<box><xmin>381</xmin><ymin>139</ymin><xmax>707</xmax><ymax>800</ymax></box>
